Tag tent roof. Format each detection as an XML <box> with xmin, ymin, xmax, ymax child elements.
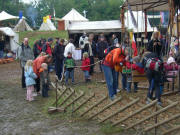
<box><xmin>123</xmin><ymin>0</ymin><xmax>169</xmax><ymax>11</ymax></box>
<box><xmin>0</xmin><ymin>27</ymin><xmax>15</xmax><ymax>36</ymax></box>
<box><xmin>39</xmin><ymin>19</ymin><xmax>56</xmax><ymax>31</ymax></box>
<box><xmin>62</xmin><ymin>8</ymin><xmax>88</xmax><ymax>22</ymax></box>
<box><xmin>68</xmin><ymin>20</ymin><xmax>121</xmax><ymax>33</ymax></box>
<box><xmin>125</xmin><ymin>11</ymin><xmax>156</xmax><ymax>32</ymax></box>
<box><xmin>0</xmin><ymin>11</ymin><xmax>19</xmax><ymax>21</ymax></box>
<box><xmin>14</xmin><ymin>19</ymin><xmax>33</xmax><ymax>32</ymax></box>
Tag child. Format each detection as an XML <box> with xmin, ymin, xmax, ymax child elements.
<box><xmin>164</xmin><ymin>56</ymin><xmax>179</xmax><ymax>82</ymax></box>
<box><xmin>64</xmin><ymin>52</ymin><xmax>75</xmax><ymax>84</ymax></box>
<box><xmin>39</xmin><ymin>63</ymin><xmax>49</xmax><ymax>97</ymax></box>
<box><xmin>25</xmin><ymin>60</ymin><xmax>37</xmax><ymax>101</ymax></box>
<box><xmin>81</xmin><ymin>52</ymin><xmax>91</xmax><ymax>82</ymax></box>
<box><xmin>125</xmin><ymin>56</ymin><xmax>144</xmax><ymax>93</ymax></box>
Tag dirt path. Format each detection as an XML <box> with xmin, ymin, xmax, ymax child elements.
<box><xmin>0</xmin><ymin>62</ymin><xmax>102</xmax><ymax>135</ymax></box>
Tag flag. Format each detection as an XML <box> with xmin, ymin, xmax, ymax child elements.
<box><xmin>128</xmin><ymin>4</ymin><xmax>138</xmax><ymax>28</ymax></box>
<box><xmin>130</xmin><ymin>32</ymin><xmax>138</xmax><ymax>56</ymax></box>
<box><xmin>19</xmin><ymin>11</ymin><xmax>23</xmax><ymax>19</ymax></box>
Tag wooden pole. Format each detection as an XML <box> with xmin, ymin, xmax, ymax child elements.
<box><xmin>162</xmin><ymin>125</ymin><xmax>180</xmax><ymax>135</ymax></box>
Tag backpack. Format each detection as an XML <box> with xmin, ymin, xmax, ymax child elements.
<box><xmin>145</xmin><ymin>57</ymin><xmax>163</xmax><ymax>71</ymax></box>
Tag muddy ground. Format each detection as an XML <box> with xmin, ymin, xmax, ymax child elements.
<box><xmin>1</xmin><ymin>61</ymin><xmax>180</xmax><ymax>135</ymax></box>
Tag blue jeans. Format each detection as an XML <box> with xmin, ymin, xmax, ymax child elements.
<box><xmin>127</xmin><ymin>82</ymin><xmax>138</xmax><ymax>92</ymax></box>
<box><xmin>0</xmin><ymin>51</ymin><xmax>3</xmax><ymax>58</ymax></box>
<box><xmin>121</xmin><ymin>73</ymin><xmax>127</xmax><ymax>89</ymax></box>
<box><xmin>102</xmin><ymin>65</ymin><xmax>118</xmax><ymax>99</ymax></box>
<box><xmin>65</xmin><ymin>69</ymin><xmax>74</xmax><ymax>84</ymax></box>
<box><xmin>83</xmin><ymin>70</ymin><xmax>90</xmax><ymax>79</ymax></box>
<box><xmin>55</xmin><ymin>60</ymin><xmax>64</xmax><ymax>80</ymax></box>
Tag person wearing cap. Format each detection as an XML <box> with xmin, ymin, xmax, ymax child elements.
<box><xmin>96</xmin><ymin>35</ymin><xmax>108</xmax><ymax>72</ymax></box>
<box><xmin>164</xmin><ymin>56</ymin><xmax>179</xmax><ymax>82</ymax></box>
<box><xmin>42</xmin><ymin>38</ymin><xmax>53</xmax><ymax>56</ymax></box>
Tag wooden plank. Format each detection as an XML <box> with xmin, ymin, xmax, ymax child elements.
<box><xmin>144</xmin><ymin>113</ymin><xmax>180</xmax><ymax>132</ymax></box>
<box><xmin>80</xmin><ymin>96</ymin><xmax>108</xmax><ymax>117</ymax></box>
<box><xmin>112</xmin><ymin>100</ymin><xmax>157</xmax><ymax>126</ymax></box>
<box><xmin>72</xmin><ymin>93</ymin><xmax>95</xmax><ymax>113</ymax></box>
<box><xmin>99</xmin><ymin>98</ymin><xmax>140</xmax><ymax>123</ymax></box>
<box><xmin>64</xmin><ymin>91</ymin><xmax>84</xmax><ymax>110</ymax></box>
<box><xmin>126</xmin><ymin>102</ymin><xmax>178</xmax><ymax>130</ymax></box>
<box><xmin>88</xmin><ymin>96</ymin><xmax>122</xmax><ymax>120</ymax></box>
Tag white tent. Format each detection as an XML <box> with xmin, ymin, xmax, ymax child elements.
<box><xmin>14</xmin><ymin>19</ymin><xmax>33</xmax><ymax>32</ymax></box>
<box><xmin>0</xmin><ymin>27</ymin><xmax>19</xmax><ymax>52</ymax></box>
<box><xmin>0</xmin><ymin>11</ymin><xmax>19</xmax><ymax>21</ymax></box>
<box><xmin>62</xmin><ymin>8</ymin><xmax>88</xmax><ymax>22</ymax></box>
<box><xmin>125</xmin><ymin>11</ymin><xmax>157</xmax><ymax>33</ymax></box>
<box><xmin>39</xmin><ymin>19</ymin><xmax>56</xmax><ymax>31</ymax></box>
<box><xmin>68</xmin><ymin>20</ymin><xmax>122</xmax><ymax>33</ymax></box>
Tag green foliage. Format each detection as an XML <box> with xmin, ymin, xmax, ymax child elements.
<box><xmin>19</xmin><ymin>31</ymin><xmax>68</xmax><ymax>48</ymax></box>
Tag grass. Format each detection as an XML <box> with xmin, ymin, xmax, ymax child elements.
<box><xmin>19</xmin><ymin>31</ymin><xmax>69</xmax><ymax>48</ymax></box>
<box><xmin>100</xmin><ymin>123</ymin><xmax>124</xmax><ymax>135</ymax></box>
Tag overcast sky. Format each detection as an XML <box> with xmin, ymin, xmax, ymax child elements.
<box><xmin>22</xmin><ymin>0</ymin><xmax>39</xmax><ymax>4</ymax></box>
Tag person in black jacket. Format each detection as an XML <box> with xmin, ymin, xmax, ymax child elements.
<box><xmin>147</xmin><ymin>31</ymin><xmax>163</xmax><ymax>57</ymax></box>
<box><xmin>33</xmin><ymin>39</ymin><xmax>44</xmax><ymax>58</ymax></box>
<box><xmin>0</xmin><ymin>40</ymin><xmax>5</xmax><ymax>58</ymax></box>
<box><xmin>53</xmin><ymin>39</ymin><xmax>65</xmax><ymax>80</ymax></box>
<box><xmin>96</xmin><ymin>36</ymin><xmax>108</xmax><ymax>72</ymax></box>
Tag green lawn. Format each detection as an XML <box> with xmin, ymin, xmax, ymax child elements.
<box><xmin>19</xmin><ymin>31</ymin><xmax>69</xmax><ymax>48</ymax></box>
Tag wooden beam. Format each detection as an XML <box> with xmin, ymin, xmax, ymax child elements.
<box><xmin>126</xmin><ymin>101</ymin><xmax>178</xmax><ymax>129</ymax></box>
<box><xmin>162</xmin><ymin>125</ymin><xmax>180</xmax><ymax>135</ymax></box>
<box><xmin>99</xmin><ymin>98</ymin><xmax>140</xmax><ymax>124</ymax></box>
<box><xmin>144</xmin><ymin>113</ymin><xmax>180</xmax><ymax>132</ymax></box>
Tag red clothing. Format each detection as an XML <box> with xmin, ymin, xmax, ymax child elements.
<box><xmin>126</xmin><ymin>62</ymin><xmax>144</xmax><ymax>74</ymax></box>
<box><xmin>33</xmin><ymin>56</ymin><xmax>46</xmax><ymax>77</ymax></box>
<box><xmin>46</xmin><ymin>42</ymin><xmax>52</xmax><ymax>56</ymax></box>
<box><xmin>81</xmin><ymin>58</ymin><xmax>90</xmax><ymax>71</ymax></box>
<box><xmin>164</xmin><ymin>62</ymin><xmax>179</xmax><ymax>71</ymax></box>
<box><xmin>103</xmin><ymin>48</ymin><xmax>126</xmax><ymax>68</ymax></box>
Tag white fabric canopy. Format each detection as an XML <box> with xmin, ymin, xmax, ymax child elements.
<box><xmin>39</xmin><ymin>19</ymin><xmax>56</xmax><ymax>31</ymax></box>
<box><xmin>125</xmin><ymin>11</ymin><xmax>156</xmax><ymax>33</ymax></box>
<box><xmin>0</xmin><ymin>27</ymin><xmax>16</xmax><ymax>36</ymax></box>
<box><xmin>62</xmin><ymin>8</ymin><xmax>88</xmax><ymax>22</ymax></box>
<box><xmin>0</xmin><ymin>11</ymin><xmax>19</xmax><ymax>21</ymax></box>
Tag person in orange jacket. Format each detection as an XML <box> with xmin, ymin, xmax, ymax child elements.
<box><xmin>102</xmin><ymin>47</ymin><xmax>128</xmax><ymax>100</ymax></box>
<box><xmin>33</xmin><ymin>55</ymin><xmax>52</xmax><ymax>94</ymax></box>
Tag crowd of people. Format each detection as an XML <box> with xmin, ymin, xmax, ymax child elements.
<box><xmin>16</xmin><ymin>32</ymin><xmax>180</xmax><ymax>106</ymax></box>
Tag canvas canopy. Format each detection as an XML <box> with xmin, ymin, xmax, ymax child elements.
<box><xmin>123</xmin><ymin>0</ymin><xmax>169</xmax><ymax>11</ymax></box>
<box><xmin>62</xmin><ymin>8</ymin><xmax>88</xmax><ymax>22</ymax></box>
<box><xmin>14</xmin><ymin>19</ymin><xmax>33</xmax><ymax>32</ymax></box>
<box><xmin>125</xmin><ymin>11</ymin><xmax>156</xmax><ymax>33</ymax></box>
<box><xmin>0</xmin><ymin>27</ymin><xmax>19</xmax><ymax>52</ymax></box>
<box><xmin>68</xmin><ymin>20</ymin><xmax>122</xmax><ymax>33</ymax></box>
<box><xmin>39</xmin><ymin>19</ymin><xmax>56</xmax><ymax>31</ymax></box>
<box><xmin>0</xmin><ymin>11</ymin><xmax>19</xmax><ymax>21</ymax></box>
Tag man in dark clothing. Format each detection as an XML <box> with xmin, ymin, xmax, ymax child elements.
<box><xmin>147</xmin><ymin>32</ymin><xmax>163</xmax><ymax>57</ymax></box>
<box><xmin>96</xmin><ymin>36</ymin><xmax>108</xmax><ymax>72</ymax></box>
<box><xmin>33</xmin><ymin>39</ymin><xmax>44</xmax><ymax>58</ymax></box>
<box><xmin>0</xmin><ymin>40</ymin><xmax>5</xmax><ymax>58</ymax></box>
<box><xmin>53</xmin><ymin>39</ymin><xmax>65</xmax><ymax>80</ymax></box>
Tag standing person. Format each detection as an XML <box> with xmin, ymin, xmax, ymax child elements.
<box><xmin>64</xmin><ymin>39</ymin><xmax>76</xmax><ymax>58</ymax></box>
<box><xmin>17</xmin><ymin>38</ymin><xmax>34</xmax><ymax>88</ymax></box>
<box><xmin>24</xmin><ymin>60</ymin><xmax>37</xmax><ymax>101</ymax></box>
<box><xmin>110</xmin><ymin>34</ymin><xmax>118</xmax><ymax>46</ymax></box>
<box><xmin>81</xmin><ymin>52</ymin><xmax>91</xmax><ymax>82</ymax></box>
<box><xmin>142</xmin><ymin>52</ymin><xmax>163</xmax><ymax>105</ymax></box>
<box><xmin>96</xmin><ymin>36</ymin><xmax>108</xmax><ymax>72</ymax></box>
<box><xmin>102</xmin><ymin>48</ymin><xmax>128</xmax><ymax>100</ymax></box>
<box><xmin>42</xmin><ymin>38</ymin><xmax>53</xmax><ymax>56</ymax></box>
<box><xmin>0</xmin><ymin>40</ymin><xmax>5</xmax><ymax>58</ymax></box>
<box><xmin>33</xmin><ymin>40</ymin><xmax>43</xmax><ymax>58</ymax></box>
<box><xmin>40</xmin><ymin>63</ymin><xmax>49</xmax><ymax>97</ymax></box>
<box><xmin>64</xmin><ymin>52</ymin><xmax>75</xmax><ymax>84</ymax></box>
<box><xmin>53</xmin><ymin>39</ymin><xmax>65</xmax><ymax>80</ymax></box>
<box><xmin>33</xmin><ymin>55</ymin><xmax>52</xmax><ymax>94</ymax></box>
<box><xmin>147</xmin><ymin>31</ymin><xmax>163</xmax><ymax>57</ymax></box>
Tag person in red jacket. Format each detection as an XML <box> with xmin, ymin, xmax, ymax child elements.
<box><xmin>125</xmin><ymin>56</ymin><xmax>145</xmax><ymax>93</ymax></box>
<box><xmin>42</xmin><ymin>38</ymin><xmax>53</xmax><ymax>56</ymax></box>
<box><xmin>81</xmin><ymin>52</ymin><xmax>91</xmax><ymax>82</ymax></box>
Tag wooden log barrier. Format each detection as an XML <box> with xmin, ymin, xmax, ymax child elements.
<box><xmin>162</xmin><ymin>125</ymin><xmax>180</xmax><ymax>135</ymax></box>
<box><xmin>99</xmin><ymin>98</ymin><xmax>140</xmax><ymax>123</ymax></box>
